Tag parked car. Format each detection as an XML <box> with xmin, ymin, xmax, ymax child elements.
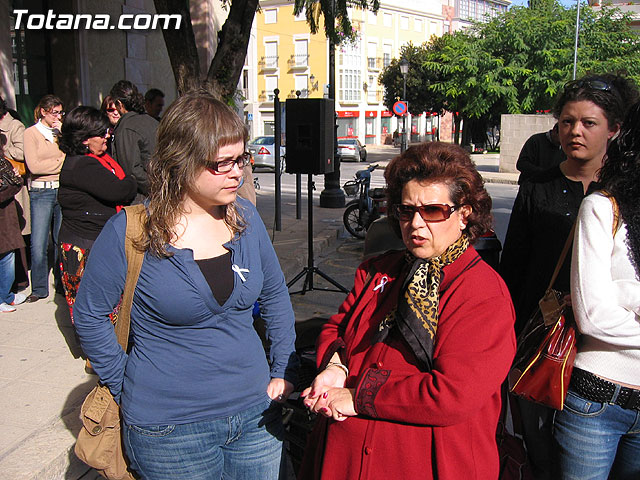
<box><xmin>337</xmin><ymin>138</ymin><xmax>367</xmax><ymax>162</ymax></box>
<box><xmin>247</xmin><ymin>136</ymin><xmax>286</xmax><ymax>171</ymax></box>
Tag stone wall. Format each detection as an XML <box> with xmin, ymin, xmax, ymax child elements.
<box><xmin>500</xmin><ymin>114</ymin><xmax>556</xmax><ymax>173</ymax></box>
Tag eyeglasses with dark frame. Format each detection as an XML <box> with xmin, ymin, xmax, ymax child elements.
<box><xmin>207</xmin><ymin>152</ymin><xmax>251</xmax><ymax>174</ymax></box>
<box><xmin>564</xmin><ymin>79</ymin><xmax>612</xmax><ymax>93</ymax></box>
<box><xmin>393</xmin><ymin>203</ymin><xmax>460</xmax><ymax>223</ymax></box>
<box><xmin>46</xmin><ymin>109</ymin><xmax>65</xmax><ymax>117</ymax></box>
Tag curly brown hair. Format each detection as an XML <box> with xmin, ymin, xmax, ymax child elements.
<box><xmin>140</xmin><ymin>90</ymin><xmax>248</xmax><ymax>257</ymax></box>
<box><xmin>384</xmin><ymin>142</ymin><xmax>493</xmax><ymax>243</ymax></box>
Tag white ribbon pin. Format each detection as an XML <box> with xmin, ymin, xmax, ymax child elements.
<box><xmin>232</xmin><ymin>264</ymin><xmax>250</xmax><ymax>282</ymax></box>
<box><xmin>373</xmin><ymin>275</ymin><xmax>389</xmax><ymax>293</ymax></box>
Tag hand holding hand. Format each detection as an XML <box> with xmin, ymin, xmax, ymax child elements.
<box><xmin>302</xmin><ymin>366</ymin><xmax>347</xmax><ymax>411</ymax></box>
<box><xmin>311</xmin><ymin>388</ymin><xmax>357</xmax><ymax>422</ymax></box>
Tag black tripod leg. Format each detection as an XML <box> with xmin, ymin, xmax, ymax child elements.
<box><xmin>313</xmin><ymin>267</ymin><xmax>349</xmax><ymax>293</ymax></box>
<box><xmin>287</xmin><ymin>268</ymin><xmax>309</xmax><ymax>288</ymax></box>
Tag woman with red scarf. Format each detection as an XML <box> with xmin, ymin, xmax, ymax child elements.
<box><xmin>58</xmin><ymin>106</ymin><xmax>137</xmax><ymax>321</ymax></box>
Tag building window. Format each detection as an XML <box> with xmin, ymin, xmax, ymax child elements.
<box><xmin>400</xmin><ymin>16</ymin><xmax>409</xmax><ymax>30</ymax></box>
<box><xmin>294</xmin><ymin>7</ymin><xmax>306</xmax><ymax>21</ymax></box>
<box><xmin>368</xmin><ymin>10</ymin><xmax>377</xmax><ymax>24</ymax></box>
<box><xmin>264</xmin><ymin>41</ymin><xmax>278</xmax><ymax>69</ymax></box>
<box><xmin>242</xmin><ymin>70</ymin><xmax>249</xmax><ymax>99</ymax></box>
<box><xmin>383</xmin><ymin>44</ymin><xmax>392</xmax><ymax>68</ymax></box>
<box><xmin>339</xmin><ymin>41</ymin><xmax>362</xmax><ymax>102</ymax></box>
<box><xmin>415</xmin><ymin>18</ymin><xmax>423</xmax><ymax>32</ymax></box>
<box><xmin>295</xmin><ymin>74</ymin><xmax>308</xmax><ymax>98</ymax></box>
<box><xmin>264</xmin><ymin>9</ymin><xmax>277</xmax><ymax>24</ymax></box>
<box><xmin>265</xmin><ymin>76</ymin><xmax>278</xmax><ymax>101</ymax></box>
<box><xmin>293</xmin><ymin>39</ymin><xmax>309</xmax><ymax>67</ymax></box>
<box><xmin>383</xmin><ymin>12</ymin><xmax>392</xmax><ymax>27</ymax></box>
<box><xmin>367</xmin><ymin>42</ymin><xmax>377</xmax><ymax>70</ymax></box>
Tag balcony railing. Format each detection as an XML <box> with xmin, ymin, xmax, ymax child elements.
<box><xmin>287</xmin><ymin>54</ymin><xmax>309</xmax><ymax>69</ymax></box>
<box><xmin>259</xmin><ymin>55</ymin><xmax>279</xmax><ymax>71</ymax></box>
<box><xmin>259</xmin><ymin>90</ymin><xmax>276</xmax><ymax>102</ymax></box>
<box><xmin>367</xmin><ymin>57</ymin><xmax>383</xmax><ymax>71</ymax></box>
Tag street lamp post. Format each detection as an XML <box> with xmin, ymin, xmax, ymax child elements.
<box><xmin>399</xmin><ymin>59</ymin><xmax>409</xmax><ymax>153</ymax></box>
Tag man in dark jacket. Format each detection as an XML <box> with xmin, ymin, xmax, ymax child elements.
<box><xmin>110</xmin><ymin>80</ymin><xmax>158</xmax><ymax>202</ymax></box>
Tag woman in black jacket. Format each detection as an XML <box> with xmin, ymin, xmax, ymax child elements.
<box><xmin>57</xmin><ymin>106</ymin><xmax>137</xmax><ymax>321</ymax></box>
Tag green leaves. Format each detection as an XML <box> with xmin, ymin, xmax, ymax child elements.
<box><xmin>380</xmin><ymin>0</ymin><xmax>640</xmax><ymax>122</ymax></box>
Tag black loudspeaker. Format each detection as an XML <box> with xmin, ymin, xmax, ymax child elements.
<box><xmin>285</xmin><ymin>98</ymin><xmax>335</xmax><ymax>174</ymax></box>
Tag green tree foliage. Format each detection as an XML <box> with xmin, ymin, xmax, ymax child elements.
<box><xmin>379</xmin><ymin>0</ymin><xmax>640</xmax><ymax>144</ymax></box>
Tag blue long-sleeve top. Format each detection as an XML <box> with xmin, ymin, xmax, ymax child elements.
<box><xmin>74</xmin><ymin>198</ymin><xmax>298</xmax><ymax>426</ymax></box>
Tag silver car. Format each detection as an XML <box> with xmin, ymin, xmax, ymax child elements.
<box><xmin>337</xmin><ymin>138</ymin><xmax>367</xmax><ymax>162</ymax></box>
<box><xmin>247</xmin><ymin>136</ymin><xmax>286</xmax><ymax>171</ymax></box>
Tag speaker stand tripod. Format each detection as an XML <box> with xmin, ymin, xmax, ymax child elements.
<box><xmin>287</xmin><ymin>174</ymin><xmax>349</xmax><ymax>296</ymax></box>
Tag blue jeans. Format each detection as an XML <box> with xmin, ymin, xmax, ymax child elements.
<box><xmin>0</xmin><ymin>251</ymin><xmax>16</xmax><ymax>304</ymax></box>
<box><xmin>553</xmin><ymin>387</ymin><xmax>640</xmax><ymax>479</ymax></box>
<box><xmin>29</xmin><ymin>187</ymin><xmax>62</xmax><ymax>297</ymax></box>
<box><xmin>123</xmin><ymin>397</ymin><xmax>284</xmax><ymax>480</ymax></box>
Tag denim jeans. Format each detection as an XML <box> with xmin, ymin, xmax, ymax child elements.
<box><xmin>123</xmin><ymin>397</ymin><xmax>284</xmax><ymax>480</ymax></box>
<box><xmin>0</xmin><ymin>251</ymin><xmax>16</xmax><ymax>304</ymax></box>
<box><xmin>553</xmin><ymin>387</ymin><xmax>640</xmax><ymax>479</ymax></box>
<box><xmin>29</xmin><ymin>187</ymin><xmax>62</xmax><ymax>297</ymax></box>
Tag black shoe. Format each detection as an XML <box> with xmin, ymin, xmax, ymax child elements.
<box><xmin>25</xmin><ymin>294</ymin><xmax>42</xmax><ymax>303</ymax></box>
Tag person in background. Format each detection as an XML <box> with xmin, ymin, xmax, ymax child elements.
<box><xmin>0</xmin><ymin>96</ymin><xmax>29</xmax><ymax>292</ymax></box>
<box><xmin>300</xmin><ymin>142</ymin><xmax>516</xmax><ymax>480</ymax></box>
<box><xmin>516</xmin><ymin>123</ymin><xmax>566</xmax><ymax>184</ymax></box>
<box><xmin>74</xmin><ymin>91</ymin><xmax>298</xmax><ymax>479</ymax></box>
<box><xmin>552</xmin><ymin>101</ymin><xmax>640</xmax><ymax>479</ymax></box>
<box><xmin>100</xmin><ymin>95</ymin><xmax>120</xmax><ymax>155</ymax></box>
<box><xmin>144</xmin><ymin>87</ymin><xmax>165</xmax><ymax>121</ymax></box>
<box><xmin>110</xmin><ymin>80</ymin><xmax>158</xmax><ymax>202</ymax></box>
<box><xmin>23</xmin><ymin>94</ymin><xmax>66</xmax><ymax>303</ymax></box>
<box><xmin>0</xmin><ymin>133</ymin><xmax>27</xmax><ymax>312</ymax></box>
<box><xmin>500</xmin><ymin>74</ymin><xmax>639</xmax><ymax>479</ymax></box>
<box><xmin>57</xmin><ymin>106</ymin><xmax>137</xmax><ymax>321</ymax></box>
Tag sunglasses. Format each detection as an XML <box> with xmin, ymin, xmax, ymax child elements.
<box><xmin>47</xmin><ymin>109</ymin><xmax>65</xmax><ymax>117</ymax></box>
<box><xmin>207</xmin><ymin>152</ymin><xmax>251</xmax><ymax>174</ymax></box>
<box><xmin>106</xmin><ymin>108</ymin><xmax>118</xmax><ymax>113</ymax></box>
<box><xmin>564</xmin><ymin>79</ymin><xmax>612</xmax><ymax>92</ymax></box>
<box><xmin>393</xmin><ymin>203</ymin><xmax>460</xmax><ymax>223</ymax></box>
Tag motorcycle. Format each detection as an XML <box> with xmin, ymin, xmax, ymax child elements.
<box><xmin>342</xmin><ymin>164</ymin><xmax>386</xmax><ymax>239</ymax></box>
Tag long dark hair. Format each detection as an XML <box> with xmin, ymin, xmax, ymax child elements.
<box><xmin>109</xmin><ymin>80</ymin><xmax>145</xmax><ymax>114</ymax></box>
<box><xmin>58</xmin><ymin>106</ymin><xmax>110</xmax><ymax>155</ymax></box>
<box><xmin>599</xmin><ymin>101</ymin><xmax>640</xmax><ymax>279</ymax></box>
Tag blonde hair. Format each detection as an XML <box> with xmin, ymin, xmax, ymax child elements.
<box><xmin>141</xmin><ymin>90</ymin><xmax>248</xmax><ymax>257</ymax></box>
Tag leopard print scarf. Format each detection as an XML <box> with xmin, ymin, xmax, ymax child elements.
<box><xmin>375</xmin><ymin>233</ymin><xmax>470</xmax><ymax>370</ymax></box>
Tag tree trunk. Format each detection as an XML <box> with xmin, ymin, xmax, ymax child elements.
<box><xmin>153</xmin><ymin>0</ymin><xmax>201</xmax><ymax>94</ymax></box>
<box><xmin>205</xmin><ymin>0</ymin><xmax>259</xmax><ymax>100</ymax></box>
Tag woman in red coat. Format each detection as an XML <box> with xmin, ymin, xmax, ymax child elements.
<box><xmin>300</xmin><ymin>142</ymin><xmax>516</xmax><ymax>480</ymax></box>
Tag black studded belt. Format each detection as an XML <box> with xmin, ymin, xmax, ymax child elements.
<box><xmin>570</xmin><ymin>368</ymin><xmax>640</xmax><ymax>411</ymax></box>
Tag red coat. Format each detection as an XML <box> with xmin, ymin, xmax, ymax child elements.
<box><xmin>300</xmin><ymin>247</ymin><xmax>516</xmax><ymax>480</ymax></box>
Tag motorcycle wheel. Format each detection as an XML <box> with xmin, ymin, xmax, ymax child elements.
<box><xmin>343</xmin><ymin>203</ymin><xmax>367</xmax><ymax>239</ymax></box>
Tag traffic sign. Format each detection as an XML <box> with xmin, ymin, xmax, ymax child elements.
<box><xmin>393</xmin><ymin>101</ymin><xmax>408</xmax><ymax>116</ymax></box>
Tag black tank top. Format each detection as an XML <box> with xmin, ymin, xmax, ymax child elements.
<box><xmin>195</xmin><ymin>251</ymin><xmax>233</xmax><ymax>306</ymax></box>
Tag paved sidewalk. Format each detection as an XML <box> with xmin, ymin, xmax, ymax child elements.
<box><xmin>0</xmin><ymin>154</ymin><xmax>517</xmax><ymax>479</ymax></box>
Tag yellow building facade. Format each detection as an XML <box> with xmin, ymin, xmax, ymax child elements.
<box><xmin>248</xmin><ymin>0</ymin><xmax>449</xmax><ymax>144</ymax></box>
<box><xmin>246</xmin><ymin>0</ymin><xmax>507</xmax><ymax>144</ymax></box>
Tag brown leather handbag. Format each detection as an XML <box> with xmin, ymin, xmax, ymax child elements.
<box><xmin>508</xmin><ymin>224</ymin><xmax>578</xmax><ymax>410</ymax></box>
<box><xmin>74</xmin><ymin>205</ymin><xmax>145</xmax><ymax>480</ymax></box>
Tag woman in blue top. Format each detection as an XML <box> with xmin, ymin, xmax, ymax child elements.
<box><xmin>74</xmin><ymin>91</ymin><xmax>298</xmax><ymax>479</ymax></box>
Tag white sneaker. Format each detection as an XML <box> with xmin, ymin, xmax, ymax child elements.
<box><xmin>0</xmin><ymin>303</ymin><xmax>16</xmax><ymax>313</ymax></box>
<box><xmin>10</xmin><ymin>292</ymin><xmax>27</xmax><ymax>306</ymax></box>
